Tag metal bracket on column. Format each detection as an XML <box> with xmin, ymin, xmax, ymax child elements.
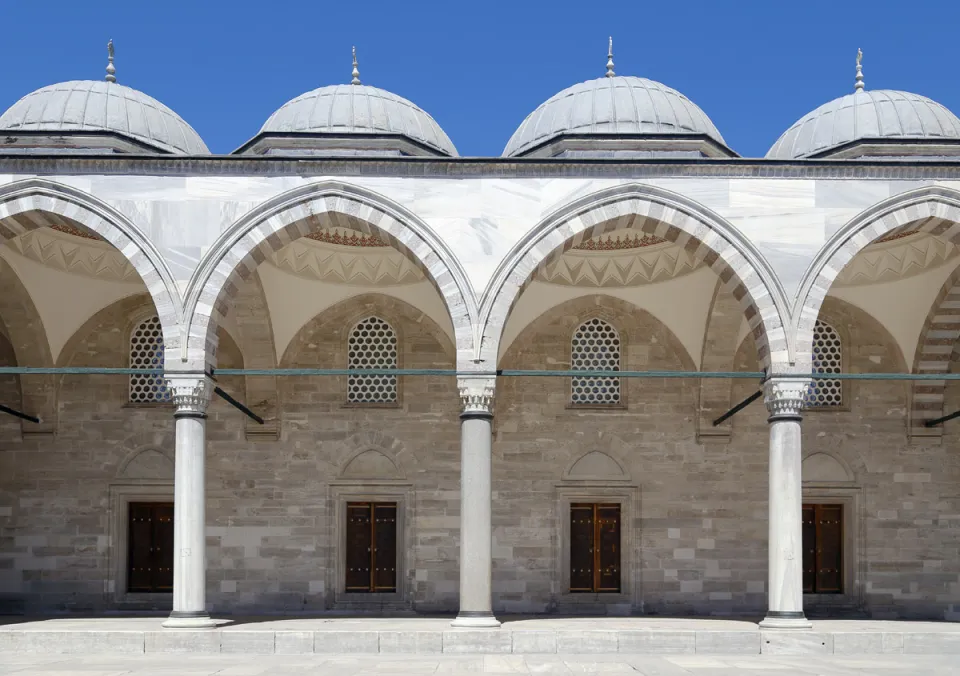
<box><xmin>924</xmin><ymin>410</ymin><xmax>960</xmax><ymax>427</ymax></box>
<box><xmin>711</xmin><ymin>390</ymin><xmax>762</xmax><ymax>426</ymax></box>
<box><xmin>0</xmin><ymin>403</ymin><xmax>40</xmax><ymax>424</ymax></box>
<box><xmin>212</xmin><ymin>386</ymin><xmax>264</xmax><ymax>425</ymax></box>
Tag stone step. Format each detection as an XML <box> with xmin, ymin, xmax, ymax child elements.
<box><xmin>2</xmin><ymin>628</ymin><xmax>959</xmax><ymax>655</ymax></box>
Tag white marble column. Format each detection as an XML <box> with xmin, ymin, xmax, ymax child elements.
<box><xmin>760</xmin><ymin>377</ymin><xmax>812</xmax><ymax>629</ymax></box>
<box><xmin>162</xmin><ymin>374</ymin><xmax>216</xmax><ymax>629</ymax></box>
<box><xmin>451</xmin><ymin>376</ymin><xmax>500</xmax><ymax>628</ymax></box>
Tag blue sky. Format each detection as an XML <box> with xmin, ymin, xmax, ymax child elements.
<box><xmin>2</xmin><ymin>0</ymin><xmax>957</xmax><ymax>158</ymax></box>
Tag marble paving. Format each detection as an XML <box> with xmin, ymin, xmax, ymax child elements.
<box><xmin>2</xmin><ymin>617</ymin><xmax>959</xmax><ymax>657</ymax></box>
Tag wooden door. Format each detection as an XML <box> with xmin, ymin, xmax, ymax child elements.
<box><xmin>569</xmin><ymin>503</ymin><xmax>621</xmax><ymax>593</ymax></box>
<box><xmin>345</xmin><ymin>501</ymin><xmax>397</xmax><ymax>592</ymax></box>
<box><xmin>127</xmin><ymin>502</ymin><xmax>174</xmax><ymax>593</ymax></box>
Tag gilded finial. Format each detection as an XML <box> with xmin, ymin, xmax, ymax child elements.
<box><xmin>351</xmin><ymin>46</ymin><xmax>361</xmax><ymax>85</ymax></box>
<box><xmin>854</xmin><ymin>48</ymin><xmax>864</xmax><ymax>91</ymax></box>
<box><xmin>106</xmin><ymin>39</ymin><xmax>116</xmax><ymax>83</ymax></box>
<box><xmin>605</xmin><ymin>37</ymin><xmax>615</xmax><ymax>78</ymax></box>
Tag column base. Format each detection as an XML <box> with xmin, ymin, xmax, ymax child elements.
<box><xmin>759</xmin><ymin>612</ymin><xmax>812</xmax><ymax>630</ymax></box>
<box><xmin>162</xmin><ymin>611</ymin><xmax>217</xmax><ymax>629</ymax></box>
<box><xmin>451</xmin><ymin>612</ymin><xmax>501</xmax><ymax>628</ymax></box>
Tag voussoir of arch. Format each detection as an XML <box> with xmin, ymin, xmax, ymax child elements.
<box><xmin>478</xmin><ymin>182</ymin><xmax>791</xmax><ymax>372</ymax></box>
<box><xmin>794</xmin><ymin>186</ymin><xmax>960</xmax><ymax>373</ymax></box>
<box><xmin>182</xmin><ymin>180</ymin><xmax>479</xmax><ymax>372</ymax></box>
<box><xmin>908</xmin><ymin>261</ymin><xmax>960</xmax><ymax>439</ymax></box>
<box><xmin>0</xmin><ymin>178</ymin><xmax>182</xmax><ymax>344</ymax></box>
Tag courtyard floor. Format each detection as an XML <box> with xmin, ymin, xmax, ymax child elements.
<box><xmin>2</xmin><ymin>616</ymin><xmax>960</xmax><ymax>658</ymax></box>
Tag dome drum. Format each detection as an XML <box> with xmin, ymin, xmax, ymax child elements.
<box><xmin>512</xmin><ymin>132</ymin><xmax>736</xmax><ymax>159</ymax></box>
<box><xmin>233</xmin><ymin>130</ymin><xmax>452</xmax><ymax>157</ymax></box>
<box><xmin>0</xmin><ymin>128</ymin><xmax>183</xmax><ymax>155</ymax></box>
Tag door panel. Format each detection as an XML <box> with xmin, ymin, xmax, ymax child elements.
<box><xmin>127</xmin><ymin>503</ymin><xmax>154</xmax><ymax>592</ymax></box>
<box><xmin>153</xmin><ymin>503</ymin><xmax>174</xmax><ymax>591</ymax></box>
<box><xmin>597</xmin><ymin>505</ymin><xmax>621</xmax><ymax>593</ymax></box>
<box><xmin>802</xmin><ymin>505</ymin><xmax>816</xmax><ymax>593</ymax></box>
<box><xmin>374</xmin><ymin>503</ymin><xmax>397</xmax><ymax>591</ymax></box>
<box><xmin>569</xmin><ymin>504</ymin><xmax>594</xmax><ymax>592</ymax></box>
<box><xmin>345</xmin><ymin>503</ymin><xmax>372</xmax><ymax>591</ymax></box>
<box><xmin>816</xmin><ymin>504</ymin><xmax>843</xmax><ymax>593</ymax></box>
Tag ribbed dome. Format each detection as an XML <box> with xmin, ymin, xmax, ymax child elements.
<box><xmin>260</xmin><ymin>84</ymin><xmax>457</xmax><ymax>156</ymax></box>
<box><xmin>767</xmin><ymin>90</ymin><xmax>960</xmax><ymax>159</ymax></box>
<box><xmin>503</xmin><ymin>76</ymin><xmax>726</xmax><ymax>157</ymax></box>
<box><xmin>0</xmin><ymin>80</ymin><xmax>209</xmax><ymax>154</ymax></box>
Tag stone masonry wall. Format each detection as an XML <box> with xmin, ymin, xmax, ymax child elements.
<box><xmin>1</xmin><ymin>289</ymin><xmax>958</xmax><ymax>619</ymax></box>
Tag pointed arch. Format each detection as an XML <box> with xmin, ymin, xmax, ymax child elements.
<box><xmin>794</xmin><ymin>186</ymin><xmax>960</xmax><ymax>372</ymax></box>
<box><xmin>479</xmin><ymin>183</ymin><xmax>789</xmax><ymax>372</ymax></box>
<box><xmin>0</xmin><ymin>178</ymin><xmax>182</xmax><ymax>352</ymax></box>
<box><xmin>183</xmin><ymin>181</ymin><xmax>478</xmax><ymax>372</ymax></box>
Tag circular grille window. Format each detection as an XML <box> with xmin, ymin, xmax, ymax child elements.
<box><xmin>347</xmin><ymin>317</ymin><xmax>398</xmax><ymax>404</ymax></box>
<box><xmin>571</xmin><ymin>318</ymin><xmax>621</xmax><ymax>405</ymax></box>
<box><xmin>129</xmin><ymin>316</ymin><xmax>170</xmax><ymax>403</ymax></box>
<box><xmin>804</xmin><ymin>320</ymin><xmax>842</xmax><ymax>408</ymax></box>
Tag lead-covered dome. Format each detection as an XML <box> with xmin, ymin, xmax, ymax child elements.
<box><xmin>250</xmin><ymin>83</ymin><xmax>457</xmax><ymax>156</ymax></box>
<box><xmin>0</xmin><ymin>80</ymin><xmax>209</xmax><ymax>154</ymax></box>
<box><xmin>767</xmin><ymin>89</ymin><xmax>960</xmax><ymax>160</ymax></box>
<box><xmin>503</xmin><ymin>74</ymin><xmax>730</xmax><ymax>158</ymax></box>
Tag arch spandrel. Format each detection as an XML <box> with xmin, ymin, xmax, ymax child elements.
<box><xmin>184</xmin><ymin>181</ymin><xmax>478</xmax><ymax>373</ymax></box>
<box><xmin>0</xmin><ymin>178</ymin><xmax>182</xmax><ymax>356</ymax></box>
<box><xmin>479</xmin><ymin>183</ymin><xmax>791</xmax><ymax>373</ymax></box>
<box><xmin>796</xmin><ymin>186</ymin><xmax>960</xmax><ymax>373</ymax></box>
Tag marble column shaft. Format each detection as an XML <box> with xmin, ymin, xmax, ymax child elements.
<box><xmin>451</xmin><ymin>376</ymin><xmax>500</xmax><ymax>628</ymax></box>
<box><xmin>162</xmin><ymin>374</ymin><xmax>216</xmax><ymax>629</ymax></box>
<box><xmin>760</xmin><ymin>376</ymin><xmax>812</xmax><ymax>629</ymax></box>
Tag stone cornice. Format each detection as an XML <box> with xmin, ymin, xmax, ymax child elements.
<box><xmin>7</xmin><ymin>154</ymin><xmax>960</xmax><ymax>180</ymax></box>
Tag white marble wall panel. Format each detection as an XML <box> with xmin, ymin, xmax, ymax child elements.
<box><xmin>4</xmin><ymin>172</ymin><xmax>952</xmax><ymax>317</ymax></box>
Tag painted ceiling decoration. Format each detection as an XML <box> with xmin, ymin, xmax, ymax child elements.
<box><xmin>573</xmin><ymin>232</ymin><xmax>668</xmax><ymax>251</ymax></box>
<box><xmin>304</xmin><ymin>228</ymin><xmax>389</xmax><ymax>248</ymax></box>
<box><xmin>50</xmin><ymin>223</ymin><xmax>104</xmax><ymax>241</ymax></box>
<box><xmin>876</xmin><ymin>230</ymin><xmax>919</xmax><ymax>244</ymax></box>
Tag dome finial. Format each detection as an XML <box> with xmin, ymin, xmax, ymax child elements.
<box><xmin>605</xmin><ymin>37</ymin><xmax>615</xmax><ymax>78</ymax></box>
<box><xmin>105</xmin><ymin>39</ymin><xmax>116</xmax><ymax>83</ymax></box>
<box><xmin>854</xmin><ymin>48</ymin><xmax>864</xmax><ymax>92</ymax></box>
<box><xmin>351</xmin><ymin>46</ymin><xmax>361</xmax><ymax>85</ymax></box>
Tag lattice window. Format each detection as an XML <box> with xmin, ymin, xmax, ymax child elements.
<box><xmin>347</xmin><ymin>317</ymin><xmax>398</xmax><ymax>404</ymax></box>
<box><xmin>129</xmin><ymin>316</ymin><xmax>170</xmax><ymax>403</ymax></box>
<box><xmin>804</xmin><ymin>320</ymin><xmax>842</xmax><ymax>408</ymax></box>
<box><xmin>571</xmin><ymin>318</ymin><xmax>621</xmax><ymax>405</ymax></box>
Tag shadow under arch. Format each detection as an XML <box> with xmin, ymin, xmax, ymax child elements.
<box><xmin>479</xmin><ymin>183</ymin><xmax>791</xmax><ymax>372</ymax></box>
<box><xmin>183</xmin><ymin>180</ymin><xmax>478</xmax><ymax>372</ymax></box>
<box><xmin>794</xmin><ymin>185</ymin><xmax>960</xmax><ymax>370</ymax></box>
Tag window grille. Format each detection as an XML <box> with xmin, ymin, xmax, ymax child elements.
<box><xmin>804</xmin><ymin>320</ymin><xmax>842</xmax><ymax>408</ymax></box>
<box><xmin>347</xmin><ymin>317</ymin><xmax>398</xmax><ymax>404</ymax></box>
<box><xmin>571</xmin><ymin>318</ymin><xmax>621</xmax><ymax>405</ymax></box>
<box><xmin>129</xmin><ymin>316</ymin><xmax>170</xmax><ymax>403</ymax></box>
